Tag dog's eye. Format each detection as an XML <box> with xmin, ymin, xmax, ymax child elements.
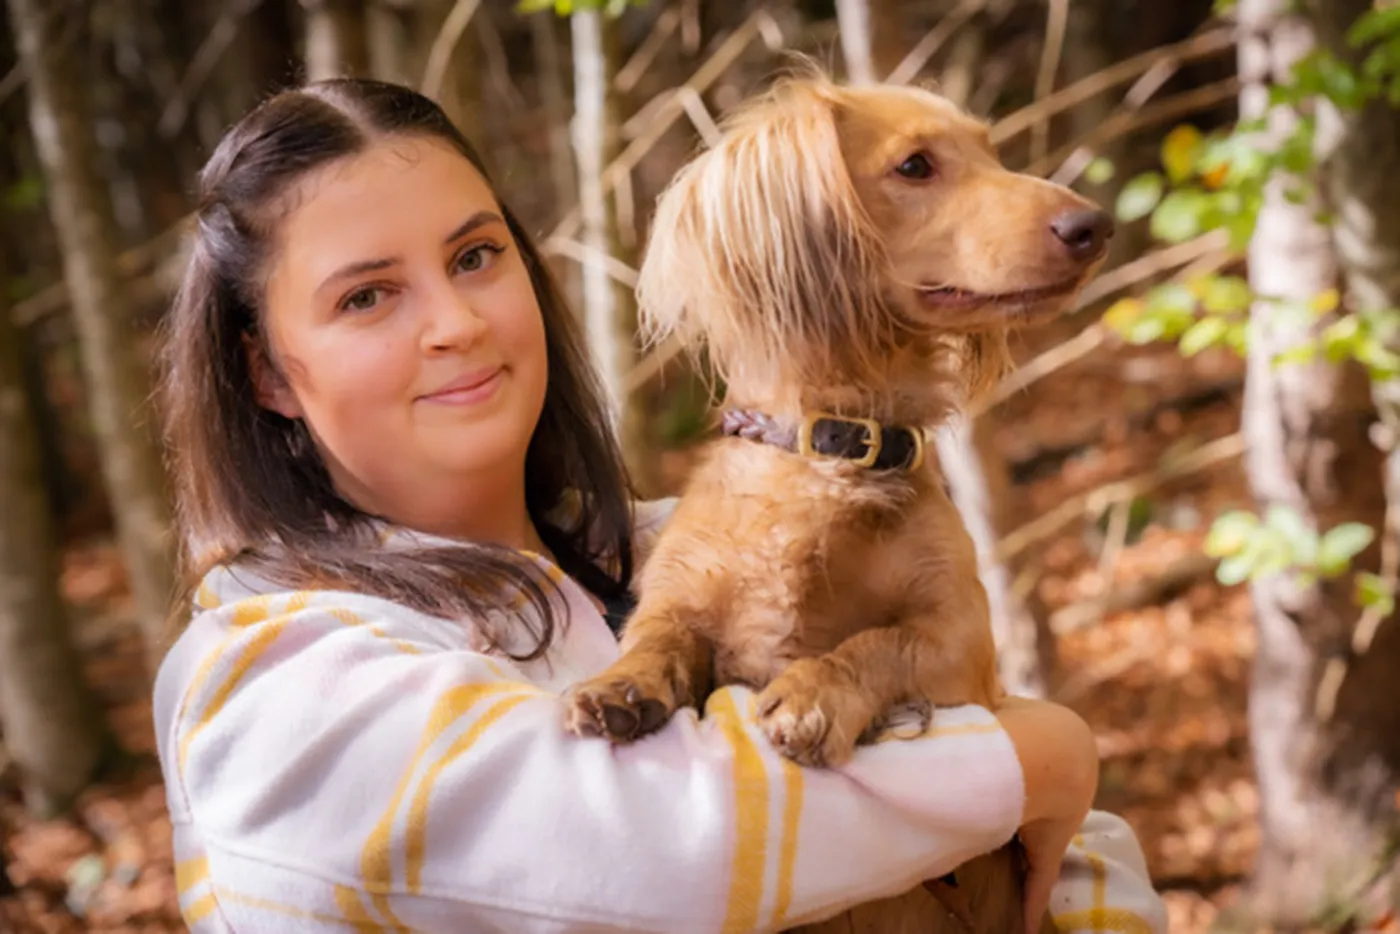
<box><xmin>894</xmin><ymin>152</ymin><xmax>936</xmax><ymax>180</ymax></box>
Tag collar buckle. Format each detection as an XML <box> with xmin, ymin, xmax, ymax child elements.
<box><xmin>797</xmin><ymin>411</ymin><xmax>884</xmax><ymax>468</ymax></box>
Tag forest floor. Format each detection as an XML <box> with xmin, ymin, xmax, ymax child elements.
<box><xmin>0</xmin><ymin>322</ymin><xmax>1320</xmax><ymax>933</ymax></box>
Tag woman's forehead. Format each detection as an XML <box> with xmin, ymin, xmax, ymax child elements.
<box><xmin>289</xmin><ymin>135</ymin><xmax>494</xmax><ymax>220</ymax></box>
<box><xmin>268</xmin><ymin>137</ymin><xmax>500</xmax><ymax>289</ymax></box>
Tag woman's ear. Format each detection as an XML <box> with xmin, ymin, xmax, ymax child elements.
<box><xmin>242</xmin><ymin>331</ymin><xmax>303</xmax><ymax>419</ymax></box>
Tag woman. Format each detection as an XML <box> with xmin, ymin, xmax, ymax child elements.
<box><xmin>153</xmin><ymin>77</ymin><xmax>1166</xmax><ymax>933</ymax></box>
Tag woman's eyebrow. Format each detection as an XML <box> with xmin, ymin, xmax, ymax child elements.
<box><xmin>443</xmin><ymin>209</ymin><xmax>505</xmax><ymax>244</ymax></box>
<box><xmin>315</xmin><ymin>210</ymin><xmax>505</xmax><ymax>296</ymax></box>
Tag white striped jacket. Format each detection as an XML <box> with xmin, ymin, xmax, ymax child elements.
<box><xmin>154</xmin><ymin>500</ymin><xmax>1167</xmax><ymax>933</ymax></box>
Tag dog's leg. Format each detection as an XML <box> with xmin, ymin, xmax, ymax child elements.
<box><xmin>563</xmin><ymin>605</ymin><xmax>715</xmax><ymax>743</ymax></box>
<box><xmin>754</xmin><ymin>614</ymin><xmax>998</xmax><ymax>767</ymax></box>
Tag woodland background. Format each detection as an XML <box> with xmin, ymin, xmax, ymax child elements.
<box><xmin>2</xmin><ymin>0</ymin><xmax>1400</xmax><ymax>931</ymax></box>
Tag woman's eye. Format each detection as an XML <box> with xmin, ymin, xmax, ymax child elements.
<box><xmin>340</xmin><ymin>287</ymin><xmax>382</xmax><ymax>312</ymax></box>
<box><xmin>455</xmin><ymin>243</ymin><xmax>504</xmax><ymax>274</ymax></box>
<box><xmin>894</xmin><ymin>152</ymin><xmax>936</xmax><ymax>180</ymax></box>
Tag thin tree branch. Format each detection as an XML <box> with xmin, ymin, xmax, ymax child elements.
<box><xmin>614</xmin><ymin>5</ymin><xmax>680</xmax><ymax>94</ymax></box>
<box><xmin>990</xmin><ymin>27</ymin><xmax>1236</xmax><ymax>145</ymax></box>
<box><xmin>1030</xmin><ymin>0</ymin><xmax>1070</xmax><ymax>166</ymax></box>
<box><xmin>158</xmin><ymin>0</ymin><xmax>265</xmax><ymax>139</ymax></box>
<box><xmin>548</xmin><ymin>9</ymin><xmax>785</xmax><ymax>244</ymax></box>
<box><xmin>11</xmin><ymin>217</ymin><xmax>194</xmax><ymax>328</ymax></box>
<box><xmin>541</xmin><ymin>236</ymin><xmax>639</xmax><ymax>288</ymax></box>
<box><xmin>996</xmin><ymin>432</ymin><xmax>1246</xmax><ymax>562</ymax></box>
<box><xmin>420</xmin><ymin>0</ymin><xmax>482</xmax><ymax>101</ymax></box>
<box><xmin>973</xmin><ymin>231</ymin><xmax>1235</xmax><ymax>414</ymax></box>
<box><xmin>1025</xmin><ymin>76</ymin><xmax>1244</xmax><ymax>178</ymax></box>
<box><xmin>886</xmin><ymin>0</ymin><xmax>988</xmax><ymax>86</ymax></box>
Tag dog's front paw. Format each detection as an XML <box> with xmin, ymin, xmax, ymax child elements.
<box><xmin>564</xmin><ymin>668</ymin><xmax>678</xmax><ymax>744</ymax></box>
<box><xmin>755</xmin><ymin>659</ymin><xmax>874</xmax><ymax>767</ymax></box>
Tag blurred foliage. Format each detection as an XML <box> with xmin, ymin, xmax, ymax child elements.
<box><xmin>1099</xmin><ymin>3</ymin><xmax>1400</xmax><ymax>598</ymax></box>
<box><xmin>516</xmin><ymin>0</ymin><xmax>644</xmax><ymax>16</ymax></box>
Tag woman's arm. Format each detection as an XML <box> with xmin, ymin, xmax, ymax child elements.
<box><xmin>156</xmin><ymin>590</ymin><xmax>1096</xmax><ymax>934</ymax></box>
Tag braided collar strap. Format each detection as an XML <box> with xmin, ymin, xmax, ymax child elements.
<box><xmin>719</xmin><ymin>409</ymin><xmax>926</xmax><ymax>472</ymax></box>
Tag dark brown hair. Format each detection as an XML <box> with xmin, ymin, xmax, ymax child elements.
<box><xmin>158</xmin><ymin>78</ymin><xmax>634</xmax><ymax>660</ymax></box>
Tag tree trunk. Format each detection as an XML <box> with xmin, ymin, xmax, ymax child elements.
<box><xmin>301</xmin><ymin>0</ymin><xmax>371</xmax><ymax>81</ymax></box>
<box><xmin>571</xmin><ymin>9</ymin><xmax>651</xmax><ymax>494</ymax></box>
<box><xmin>937</xmin><ymin>417</ymin><xmax>1054</xmax><ymax>696</ymax></box>
<box><xmin>1234</xmin><ymin>0</ymin><xmax>1396</xmax><ymax>924</ymax></box>
<box><xmin>0</xmin><ymin>258</ymin><xmax>112</xmax><ymax>819</ymax></box>
<box><xmin>8</xmin><ymin>0</ymin><xmax>179</xmax><ymax>673</ymax></box>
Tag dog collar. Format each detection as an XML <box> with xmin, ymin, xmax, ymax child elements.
<box><xmin>718</xmin><ymin>409</ymin><xmax>926</xmax><ymax>472</ymax></box>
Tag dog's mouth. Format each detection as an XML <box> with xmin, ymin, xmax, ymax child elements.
<box><xmin>918</xmin><ymin>277</ymin><xmax>1082</xmax><ymax>310</ymax></box>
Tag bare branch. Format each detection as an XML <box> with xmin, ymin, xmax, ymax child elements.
<box><xmin>11</xmin><ymin>217</ymin><xmax>194</xmax><ymax>328</ymax></box>
<box><xmin>614</xmin><ymin>5</ymin><xmax>681</xmax><ymax>94</ymax></box>
<box><xmin>420</xmin><ymin>0</ymin><xmax>483</xmax><ymax>101</ymax></box>
<box><xmin>549</xmin><ymin>10</ymin><xmax>785</xmax><ymax>244</ymax></box>
<box><xmin>973</xmin><ymin>232</ymin><xmax>1235</xmax><ymax>414</ymax></box>
<box><xmin>1025</xmin><ymin>76</ymin><xmax>1243</xmax><ymax>178</ymax></box>
<box><xmin>0</xmin><ymin>62</ymin><xmax>24</xmax><ymax>106</ymax></box>
<box><xmin>541</xmin><ymin>236</ymin><xmax>639</xmax><ymax>289</ymax></box>
<box><xmin>990</xmin><ymin>27</ymin><xmax>1235</xmax><ymax>145</ymax></box>
<box><xmin>1052</xmin><ymin>552</ymin><xmax>1220</xmax><ymax>635</ymax></box>
<box><xmin>886</xmin><ymin>0</ymin><xmax>988</xmax><ymax>86</ymax></box>
<box><xmin>676</xmin><ymin>86</ymin><xmax>722</xmax><ymax>146</ymax></box>
<box><xmin>996</xmin><ymin>432</ymin><xmax>1245</xmax><ymax>562</ymax></box>
<box><xmin>158</xmin><ymin>0</ymin><xmax>264</xmax><ymax>139</ymax></box>
<box><xmin>1030</xmin><ymin>0</ymin><xmax>1070</xmax><ymax>166</ymax></box>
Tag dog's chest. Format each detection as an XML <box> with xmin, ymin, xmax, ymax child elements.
<box><xmin>704</xmin><ymin>499</ymin><xmax>913</xmax><ymax>691</ymax></box>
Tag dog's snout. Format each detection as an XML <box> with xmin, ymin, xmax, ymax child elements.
<box><xmin>1050</xmin><ymin>209</ymin><xmax>1114</xmax><ymax>261</ymax></box>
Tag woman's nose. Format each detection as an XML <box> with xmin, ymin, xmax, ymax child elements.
<box><xmin>422</xmin><ymin>285</ymin><xmax>488</xmax><ymax>351</ymax></box>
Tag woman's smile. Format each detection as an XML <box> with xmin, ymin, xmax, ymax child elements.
<box><xmin>417</xmin><ymin>365</ymin><xmax>507</xmax><ymax>406</ymax></box>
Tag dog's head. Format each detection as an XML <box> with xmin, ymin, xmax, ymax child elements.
<box><xmin>637</xmin><ymin>68</ymin><xmax>1112</xmax><ymax>410</ymax></box>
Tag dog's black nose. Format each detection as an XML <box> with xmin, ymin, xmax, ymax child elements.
<box><xmin>1050</xmin><ymin>209</ymin><xmax>1114</xmax><ymax>261</ymax></box>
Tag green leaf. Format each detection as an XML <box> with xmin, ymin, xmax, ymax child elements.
<box><xmin>1084</xmin><ymin>157</ymin><xmax>1116</xmax><ymax>185</ymax></box>
<box><xmin>1116</xmin><ymin>172</ymin><xmax>1164</xmax><ymax>223</ymax></box>
<box><xmin>1322</xmin><ymin>315</ymin><xmax>1360</xmax><ymax>360</ymax></box>
<box><xmin>1348</xmin><ymin>5</ymin><xmax>1400</xmax><ymax>48</ymax></box>
<box><xmin>1273</xmin><ymin>342</ymin><xmax>1319</xmax><ymax>368</ymax></box>
<box><xmin>1180</xmin><ymin>315</ymin><xmax>1229</xmax><ymax>356</ymax></box>
<box><xmin>1151</xmin><ymin>189</ymin><xmax>1209</xmax><ymax>243</ymax></box>
<box><xmin>2</xmin><ymin>175</ymin><xmax>43</xmax><ymax>212</ymax></box>
<box><xmin>1356</xmin><ymin>572</ymin><xmax>1396</xmax><ymax>615</ymax></box>
<box><xmin>1225</xmin><ymin>321</ymin><xmax>1250</xmax><ymax>355</ymax></box>
<box><xmin>1216</xmin><ymin>553</ymin><xmax>1255</xmax><ymax>586</ymax></box>
<box><xmin>1161</xmin><ymin>125</ymin><xmax>1204</xmax><ymax>184</ymax></box>
<box><xmin>1318</xmin><ymin>522</ymin><xmax>1376</xmax><ymax>577</ymax></box>
<box><xmin>1200</xmin><ymin>275</ymin><xmax>1253</xmax><ymax>314</ymax></box>
<box><xmin>1204</xmin><ymin>510</ymin><xmax>1259</xmax><ymax>557</ymax></box>
<box><xmin>1264</xmin><ymin>503</ymin><xmax>1312</xmax><ymax>543</ymax></box>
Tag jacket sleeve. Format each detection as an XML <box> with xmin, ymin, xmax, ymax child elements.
<box><xmin>1049</xmin><ymin>810</ymin><xmax>1169</xmax><ymax>934</ymax></box>
<box><xmin>156</xmin><ymin>590</ymin><xmax>1030</xmax><ymax>934</ymax></box>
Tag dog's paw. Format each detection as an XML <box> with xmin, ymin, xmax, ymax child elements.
<box><xmin>564</xmin><ymin>672</ymin><xmax>677</xmax><ymax>743</ymax></box>
<box><xmin>755</xmin><ymin>659</ymin><xmax>873</xmax><ymax>767</ymax></box>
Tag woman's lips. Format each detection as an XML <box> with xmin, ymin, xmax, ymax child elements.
<box><xmin>418</xmin><ymin>366</ymin><xmax>505</xmax><ymax>405</ymax></box>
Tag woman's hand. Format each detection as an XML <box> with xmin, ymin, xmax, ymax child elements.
<box><xmin>995</xmin><ymin>695</ymin><xmax>1100</xmax><ymax>932</ymax></box>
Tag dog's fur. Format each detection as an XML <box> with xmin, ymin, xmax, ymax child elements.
<box><xmin>563</xmin><ymin>66</ymin><xmax>1110</xmax><ymax>933</ymax></box>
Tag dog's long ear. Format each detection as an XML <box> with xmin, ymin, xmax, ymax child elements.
<box><xmin>636</xmin><ymin>77</ymin><xmax>896</xmax><ymax>388</ymax></box>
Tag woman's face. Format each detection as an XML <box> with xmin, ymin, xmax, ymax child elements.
<box><xmin>254</xmin><ymin>135</ymin><xmax>549</xmax><ymax>534</ymax></box>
